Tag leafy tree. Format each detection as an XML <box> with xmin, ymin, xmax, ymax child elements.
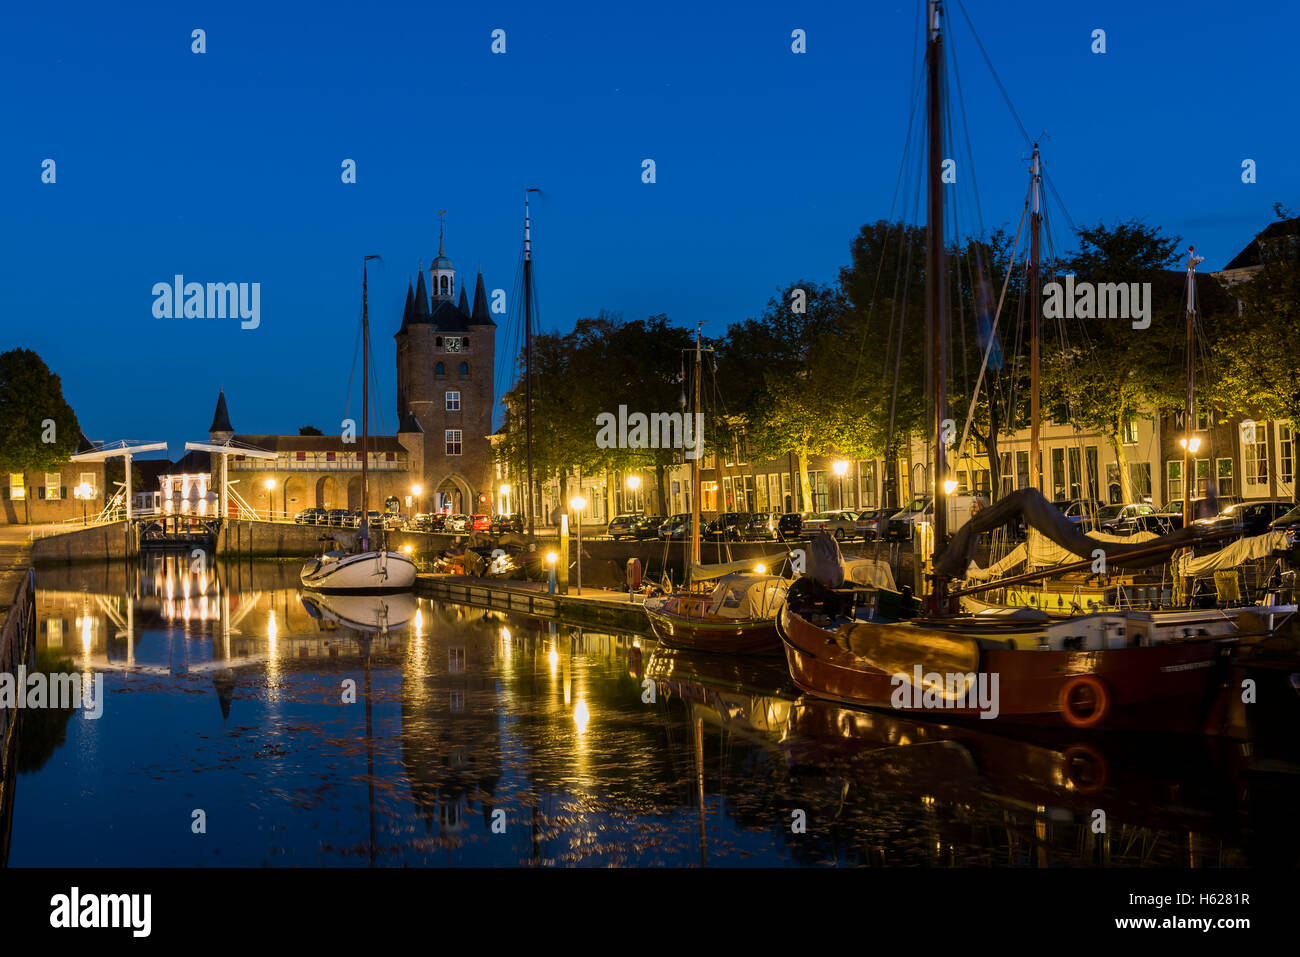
<box><xmin>0</xmin><ymin>349</ymin><xmax>81</xmax><ymax>523</ymax></box>
<box><xmin>298</xmin><ymin>425</ymin><xmax>324</xmax><ymax>436</ymax></box>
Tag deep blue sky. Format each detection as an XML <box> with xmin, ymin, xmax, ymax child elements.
<box><xmin>3</xmin><ymin>0</ymin><xmax>1294</xmax><ymax>456</ymax></box>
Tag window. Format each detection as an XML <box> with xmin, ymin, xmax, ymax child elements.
<box><xmin>1121</xmin><ymin>418</ymin><xmax>1139</xmax><ymax>445</ymax></box>
<box><xmin>459</xmin><ymin>362</ymin><xmax>469</xmax><ymax>376</ymax></box>
<box><xmin>446</xmin><ymin>390</ymin><xmax>461</xmax><ymax>412</ymax></box>
<box><xmin>1015</xmin><ymin>450</ymin><xmax>1030</xmax><ymax>491</ymax></box>
<box><xmin>79</xmin><ymin>473</ymin><xmax>96</xmax><ymax>496</ymax></box>
<box><xmin>1217</xmin><ymin>458</ymin><xmax>1235</xmax><ymax>497</ymax></box>
<box><xmin>1195</xmin><ymin>458</ymin><xmax>1210</xmax><ymax>496</ymax></box>
<box><xmin>701</xmin><ymin>481</ymin><xmax>719</xmax><ymax>511</ymax></box>
<box><xmin>861</xmin><ymin>461</ymin><xmax>877</xmax><ymax>507</ymax></box>
<box><xmin>810</xmin><ymin>470</ymin><xmax>829</xmax><ymax>512</ymax></box>
<box><xmin>445</xmin><ymin>430</ymin><xmax>462</xmax><ymax>456</ymax></box>
<box><xmin>9</xmin><ymin>473</ymin><xmax>25</xmax><ymax>500</ymax></box>
<box><xmin>1166</xmin><ymin>461</ymin><xmax>1183</xmax><ymax>501</ymax></box>
<box><xmin>1067</xmin><ymin>447</ymin><xmax>1083</xmax><ymax>499</ymax></box>
<box><xmin>744</xmin><ymin>475</ymin><xmax>756</xmax><ymax>511</ymax></box>
<box><xmin>296</xmin><ymin>451</ymin><xmax>306</xmax><ymax>461</ymax></box>
<box><xmin>780</xmin><ymin>473</ymin><xmax>791</xmax><ymax>512</ymax></box>
<box><xmin>45</xmin><ymin>473</ymin><xmax>60</xmax><ymax>500</ymax></box>
<box><xmin>1085</xmin><ymin>447</ymin><xmax>1099</xmax><ymax>502</ymax></box>
<box><xmin>326</xmin><ymin>451</ymin><xmax>336</xmax><ymax>461</ymax></box>
<box><xmin>1280</xmin><ymin>423</ymin><xmax>1294</xmax><ymax>485</ymax></box>
<box><xmin>435</xmin><ymin>362</ymin><xmax>446</xmax><ymax>376</ymax></box>
<box><xmin>1050</xmin><ymin>448</ymin><xmax>1066</xmax><ymax>500</ymax></box>
<box><xmin>722</xmin><ymin>476</ymin><xmax>734</xmax><ymax>510</ymax></box>
<box><xmin>756</xmin><ymin>476</ymin><xmax>769</xmax><ymax>511</ymax></box>
<box><xmin>1107</xmin><ymin>463</ymin><xmax>1121</xmax><ymax>503</ymax></box>
<box><xmin>1244</xmin><ymin>429</ymin><xmax>1269</xmax><ymax>488</ymax></box>
<box><xmin>1195</xmin><ymin>404</ymin><xmax>1213</xmax><ymax>431</ymax></box>
<box><xmin>385</xmin><ymin>451</ymin><xmax>395</xmax><ymax>461</ymax></box>
<box><xmin>1128</xmin><ymin>462</ymin><xmax>1152</xmax><ymax>499</ymax></box>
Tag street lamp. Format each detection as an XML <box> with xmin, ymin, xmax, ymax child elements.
<box><xmin>500</xmin><ymin>483</ymin><xmax>511</xmax><ymax>515</ymax></box>
<box><xmin>74</xmin><ymin>482</ymin><xmax>93</xmax><ymax>525</ymax></box>
<box><xmin>1179</xmin><ymin>437</ymin><xmax>1201</xmax><ymax>523</ymax></box>
<box><xmin>570</xmin><ymin>494</ymin><xmax>587</xmax><ymax>595</ymax></box>
<box><xmin>627</xmin><ymin>475</ymin><xmax>641</xmax><ymax>513</ymax></box>
<box><xmin>263</xmin><ymin>478</ymin><xmax>276</xmax><ymax>520</ymax></box>
<box><xmin>411</xmin><ymin>483</ymin><xmax>422</xmax><ymax>517</ymax></box>
<box><xmin>546</xmin><ymin>551</ymin><xmax>558</xmax><ymax>595</ymax></box>
<box><xmin>833</xmin><ymin>459</ymin><xmax>849</xmax><ymax>510</ymax></box>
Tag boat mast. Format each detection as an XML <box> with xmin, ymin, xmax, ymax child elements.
<box><xmin>1029</xmin><ymin>143</ymin><xmax>1042</xmax><ymax>493</ymax></box>
<box><xmin>1183</xmin><ymin>246</ymin><xmax>1204</xmax><ymax>527</ymax></box>
<box><xmin>524</xmin><ymin>189</ymin><xmax>538</xmax><ymax>537</ymax></box>
<box><xmin>361</xmin><ymin>255</ymin><xmax>376</xmax><ymax>548</ymax></box>
<box><xmin>926</xmin><ymin>0</ymin><xmax>949</xmax><ymax>608</ymax></box>
<box><xmin>689</xmin><ymin>322</ymin><xmax>702</xmax><ymax>586</ymax></box>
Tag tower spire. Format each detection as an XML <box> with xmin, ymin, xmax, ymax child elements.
<box><xmin>438</xmin><ymin>209</ymin><xmax>446</xmax><ymax>256</ymax></box>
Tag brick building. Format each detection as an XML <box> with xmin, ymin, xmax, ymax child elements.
<box><xmin>395</xmin><ymin>232</ymin><xmax>497</xmax><ymax>514</ymax></box>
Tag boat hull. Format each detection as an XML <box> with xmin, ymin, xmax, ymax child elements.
<box><xmin>777</xmin><ymin>601</ymin><xmax>1233</xmax><ymax>731</ymax></box>
<box><xmin>644</xmin><ymin>600</ymin><xmax>782</xmax><ymax>655</ymax></box>
<box><xmin>300</xmin><ymin>551</ymin><xmax>417</xmax><ymax>593</ymax></box>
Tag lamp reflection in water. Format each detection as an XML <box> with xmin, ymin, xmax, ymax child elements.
<box><xmin>573</xmin><ymin>698</ymin><xmax>590</xmax><ymax>734</ymax></box>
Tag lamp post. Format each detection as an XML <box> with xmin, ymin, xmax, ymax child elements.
<box><xmin>500</xmin><ymin>483</ymin><xmax>511</xmax><ymax>515</ymax></box>
<box><xmin>263</xmin><ymin>478</ymin><xmax>275</xmax><ymax>521</ymax></box>
<box><xmin>411</xmin><ymin>483</ymin><xmax>422</xmax><ymax>519</ymax></box>
<box><xmin>627</xmin><ymin>474</ymin><xmax>641</xmax><ymax>513</ymax></box>
<box><xmin>1179</xmin><ymin>436</ymin><xmax>1201</xmax><ymax>525</ymax></box>
<box><xmin>570</xmin><ymin>494</ymin><xmax>587</xmax><ymax>595</ymax></box>
<box><xmin>833</xmin><ymin>459</ymin><xmax>849</xmax><ymax>511</ymax></box>
<box><xmin>546</xmin><ymin>551</ymin><xmax>558</xmax><ymax>595</ymax></box>
<box><xmin>75</xmin><ymin>482</ymin><xmax>92</xmax><ymax>525</ymax></box>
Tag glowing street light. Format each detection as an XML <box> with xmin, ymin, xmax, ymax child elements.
<box><xmin>943</xmin><ymin>478</ymin><xmax>958</xmax><ymax>495</ymax></box>
<box><xmin>1179</xmin><ymin>437</ymin><xmax>1201</xmax><ymax>453</ymax></box>
<box><xmin>626</xmin><ymin>474</ymin><xmax>641</xmax><ymax>512</ymax></box>
<box><xmin>263</xmin><ymin>477</ymin><xmax>276</xmax><ymax>521</ymax></box>
<box><xmin>833</xmin><ymin>459</ymin><xmax>849</xmax><ymax>510</ymax></box>
<box><xmin>411</xmin><ymin>483</ymin><xmax>422</xmax><ymax>516</ymax></box>
<box><xmin>74</xmin><ymin>481</ymin><xmax>93</xmax><ymax>525</ymax></box>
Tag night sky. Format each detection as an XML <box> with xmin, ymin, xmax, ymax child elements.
<box><xmin>3</xmin><ymin>0</ymin><xmax>1293</xmax><ymax>455</ymax></box>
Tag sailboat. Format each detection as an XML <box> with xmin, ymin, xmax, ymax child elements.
<box><xmin>301</xmin><ymin>256</ymin><xmax>417</xmax><ymax>593</ymax></box>
<box><xmin>776</xmin><ymin>1</ymin><xmax>1263</xmax><ymax>731</ymax></box>
<box><xmin>643</xmin><ymin>323</ymin><xmax>794</xmax><ymax>654</ymax></box>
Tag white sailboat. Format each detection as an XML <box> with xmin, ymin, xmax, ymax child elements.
<box><xmin>301</xmin><ymin>255</ymin><xmax>417</xmax><ymax>593</ymax></box>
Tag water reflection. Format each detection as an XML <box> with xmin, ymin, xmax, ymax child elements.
<box><xmin>6</xmin><ymin>555</ymin><xmax>1297</xmax><ymax>867</ymax></box>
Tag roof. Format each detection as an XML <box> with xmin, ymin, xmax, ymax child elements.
<box><xmin>229</xmin><ymin>434</ymin><xmax>410</xmax><ymax>454</ymax></box>
<box><xmin>210</xmin><ymin>390</ymin><xmax>233</xmax><ymax>433</ymax></box>
<box><xmin>171</xmin><ymin>449</ymin><xmax>211</xmax><ymax>473</ymax></box>
<box><xmin>470</xmin><ymin>270</ymin><xmax>494</xmax><ymax>326</ymax></box>
<box><xmin>1223</xmin><ymin>216</ymin><xmax>1300</xmax><ymax>270</ymax></box>
<box><xmin>397</xmin><ymin>268</ymin><xmax>475</xmax><ymax>334</ymax></box>
<box><xmin>399</xmin><ymin>412</ymin><xmax>424</xmax><ymax>434</ymax></box>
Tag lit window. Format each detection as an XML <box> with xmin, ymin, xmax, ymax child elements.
<box><xmin>1280</xmin><ymin>423</ymin><xmax>1294</xmax><ymax>485</ymax></box>
<box><xmin>446</xmin><ymin>391</ymin><xmax>461</xmax><ymax>412</ymax></box>
<box><xmin>1121</xmin><ymin>418</ymin><xmax>1139</xmax><ymax>445</ymax></box>
<box><xmin>446</xmin><ymin>430</ymin><xmax>462</xmax><ymax>456</ymax></box>
<box><xmin>9</xmin><ymin>473</ymin><xmax>25</xmax><ymax>500</ymax></box>
<box><xmin>45</xmin><ymin>473</ymin><xmax>60</xmax><ymax>500</ymax></box>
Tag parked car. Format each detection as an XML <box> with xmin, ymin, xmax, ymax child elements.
<box><xmin>886</xmin><ymin>494</ymin><xmax>986</xmax><ymax>541</ymax></box>
<box><xmin>657</xmin><ymin>514</ymin><xmax>693</xmax><ymax>541</ymax></box>
<box><xmin>704</xmin><ymin>512</ymin><xmax>748</xmax><ymax>541</ymax></box>
<box><xmin>326</xmin><ymin>509</ymin><xmax>350</xmax><ymax>527</ymax></box>
<box><xmin>802</xmin><ymin>510</ymin><xmax>859</xmax><ymax>541</ymax></box>
<box><xmin>382</xmin><ymin>513</ymin><xmax>404</xmax><ymax>530</ymax></box>
<box><xmin>853</xmin><ymin>507</ymin><xmax>893</xmax><ymax>541</ymax></box>
<box><xmin>1093</xmin><ymin>502</ymin><xmax>1157</xmax><ymax>536</ymax></box>
<box><xmin>1142</xmin><ymin>498</ymin><xmax>1224</xmax><ymax>533</ymax></box>
<box><xmin>425</xmin><ymin>512</ymin><xmax>449</xmax><ymax>532</ymax></box>
<box><xmin>776</xmin><ymin>512</ymin><xmax>803</xmax><ymax>541</ymax></box>
<box><xmin>469</xmin><ymin>514</ymin><xmax>491</xmax><ymax>531</ymax></box>
<box><xmin>607</xmin><ymin>513</ymin><xmax>642</xmax><ymax>540</ymax></box>
<box><xmin>490</xmin><ymin>513</ymin><xmax>524</xmax><ymax>534</ymax></box>
<box><xmin>630</xmin><ymin>515</ymin><xmax>665</xmax><ymax>540</ymax></box>
<box><xmin>445</xmin><ymin>513</ymin><xmax>470</xmax><ymax>532</ymax></box>
<box><xmin>1195</xmin><ymin>500</ymin><xmax>1293</xmax><ymax>538</ymax></box>
<box><xmin>1052</xmin><ymin>499</ymin><xmax>1101</xmax><ymax>529</ymax></box>
<box><xmin>740</xmin><ymin>512</ymin><xmax>779</xmax><ymax>541</ymax></box>
<box><xmin>294</xmin><ymin>507</ymin><xmax>324</xmax><ymax>525</ymax></box>
<box><xmin>1268</xmin><ymin>502</ymin><xmax>1300</xmax><ymax>532</ymax></box>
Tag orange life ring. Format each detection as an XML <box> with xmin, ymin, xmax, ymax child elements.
<box><xmin>1059</xmin><ymin>675</ymin><xmax>1111</xmax><ymax>729</ymax></box>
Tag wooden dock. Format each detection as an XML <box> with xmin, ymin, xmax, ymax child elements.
<box><xmin>416</xmin><ymin>574</ymin><xmax>654</xmax><ymax>633</ymax></box>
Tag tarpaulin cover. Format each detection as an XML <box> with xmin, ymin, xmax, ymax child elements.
<box><xmin>1174</xmin><ymin>530</ymin><xmax>1287</xmax><ymax>578</ymax></box>
<box><xmin>937</xmin><ymin>487</ymin><xmax>1221</xmax><ymax>581</ymax></box>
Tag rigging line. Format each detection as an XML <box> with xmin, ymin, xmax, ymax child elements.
<box><xmin>344</xmin><ymin>300</ymin><xmax>363</xmax><ymax>425</ymax></box>
<box><xmin>953</xmin><ymin>0</ymin><xmax>1032</xmax><ymax>149</ymax></box>
<box><xmin>954</xmin><ymin>184</ymin><xmax>1030</xmax><ymax>463</ymax></box>
<box><xmin>944</xmin><ymin>12</ymin><xmax>986</xmax><ymax>240</ymax></box>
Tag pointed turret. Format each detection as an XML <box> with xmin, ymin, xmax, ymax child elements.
<box><xmin>209</xmin><ymin>389</ymin><xmax>233</xmax><ymax>437</ymax></box>
<box><xmin>414</xmin><ymin>268</ymin><xmax>430</xmax><ymax>319</ymax></box>
<box><xmin>457</xmin><ymin>284</ymin><xmax>469</xmax><ymax>315</ymax></box>
<box><xmin>470</xmin><ymin>269</ymin><xmax>493</xmax><ymax>326</ymax></box>
<box><xmin>400</xmin><ymin>280</ymin><xmax>415</xmax><ymax>331</ymax></box>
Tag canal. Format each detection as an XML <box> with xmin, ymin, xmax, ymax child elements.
<box><xmin>6</xmin><ymin>556</ymin><xmax>1297</xmax><ymax>867</ymax></box>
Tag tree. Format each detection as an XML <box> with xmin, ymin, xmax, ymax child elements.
<box><xmin>298</xmin><ymin>425</ymin><xmax>324</xmax><ymax>436</ymax></box>
<box><xmin>0</xmin><ymin>349</ymin><xmax>81</xmax><ymax>523</ymax></box>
